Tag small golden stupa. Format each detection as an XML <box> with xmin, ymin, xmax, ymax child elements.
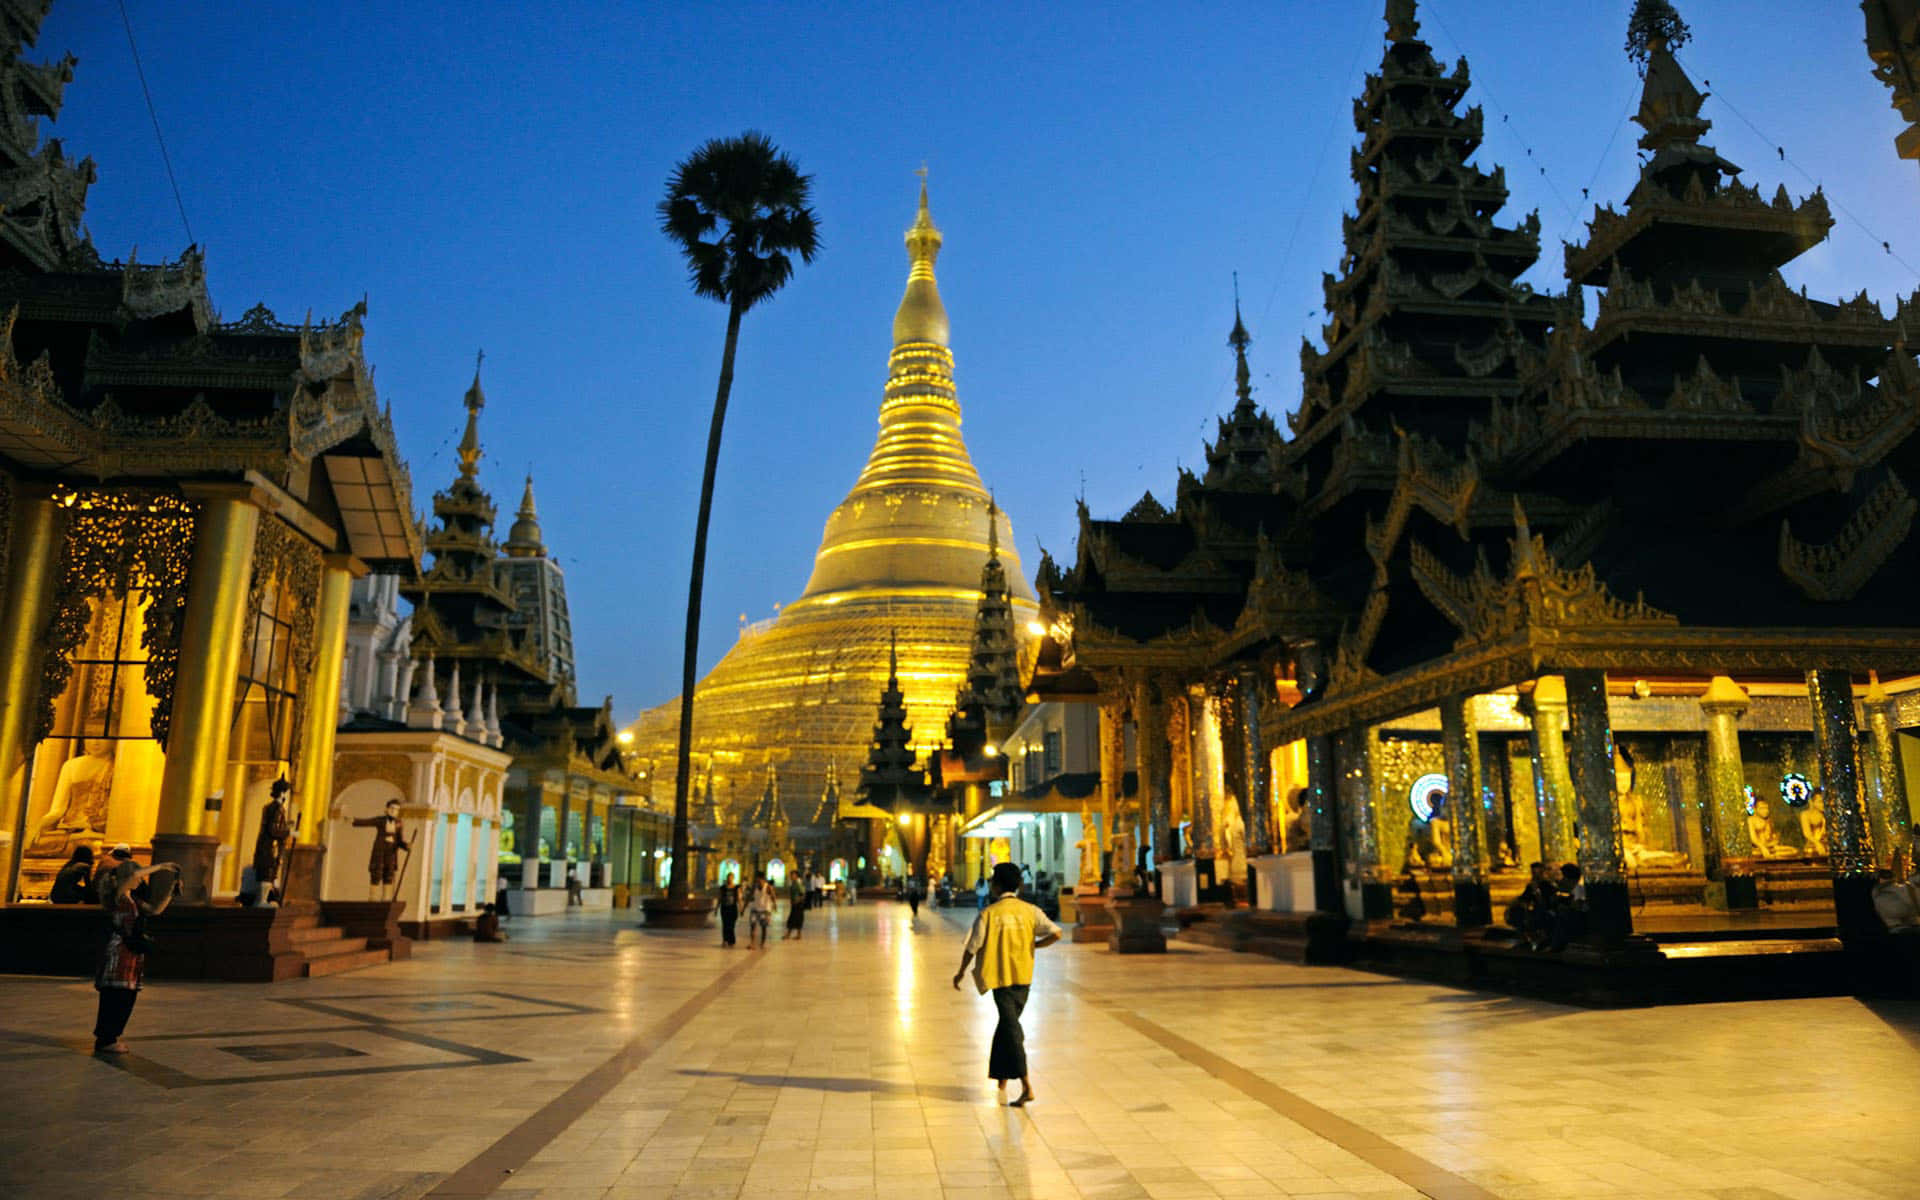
<box><xmin>626</xmin><ymin>181</ymin><xmax>1039</xmax><ymax>827</ymax></box>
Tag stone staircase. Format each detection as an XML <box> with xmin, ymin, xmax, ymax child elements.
<box><xmin>286</xmin><ymin>910</ymin><xmax>391</xmax><ymax>977</ymax></box>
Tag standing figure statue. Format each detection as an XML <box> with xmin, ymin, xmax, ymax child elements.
<box><xmin>352</xmin><ymin>798</ymin><xmax>411</xmax><ymax>899</ymax></box>
<box><xmin>1074</xmin><ymin>818</ymin><xmax>1103</xmax><ymax>886</ymax></box>
<box><xmin>251</xmin><ymin>779</ymin><xmax>295</xmax><ymax>902</ymax></box>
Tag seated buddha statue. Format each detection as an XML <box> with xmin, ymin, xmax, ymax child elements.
<box><xmin>1747</xmin><ymin>797</ymin><xmax>1785</xmax><ymax>858</ymax></box>
<box><xmin>1799</xmin><ymin>793</ymin><xmax>1828</xmax><ymax>856</ymax></box>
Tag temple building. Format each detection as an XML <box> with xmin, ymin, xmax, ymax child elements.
<box><xmin>1038</xmin><ymin>0</ymin><xmax>1920</xmax><ymax>996</ymax></box>
<box><xmin>624</xmin><ymin>183</ymin><xmax>1038</xmax><ymax>876</ymax></box>
<box><xmin>0</xmin><ymin>3</ymin><xmax>424</xmax><ymax>978</ymax></box>
<box><xmin>390</xmin><ymin>370</ymin><xmax>660</xmax><ymax>916</ymax></box>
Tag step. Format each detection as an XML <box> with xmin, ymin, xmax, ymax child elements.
<box><xmin>302</xmin><ymin>947</ymin><xmax>390</xmax><ymax>978</ymax></box>
<box><xmin>302</xmin><ymin>935</ymin><xmax>369</xmax><ymax>959</ymax></box>
<box><xmin>288</xmin><ymin>923</ymin><xmax>348</xmax><ymax>947</ymax></box>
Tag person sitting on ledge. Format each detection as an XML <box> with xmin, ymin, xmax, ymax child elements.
<box><xmin>473</xmin><ymin>903</ymin><xmax>507</xmax><ymax>942</ymax></box>
<box><xmin>49</xmin><ymin>845</ymin><xmax>94</xmax><ymax>904</ymax></box>
<box><xmin>1547</xmin><ymin>863</ymin><xmax>1588</xmax><ymax>951</ymax></box>
<box><xmin>1504</xmin><ymin>862</ymin><xmax>1558</xmax><ymax>950</ymax></box>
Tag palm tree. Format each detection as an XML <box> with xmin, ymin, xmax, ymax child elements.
<box><xmin>652</xmin><ymin>132</ymin><xmax>819</xmax><ymax>919</ymax></box>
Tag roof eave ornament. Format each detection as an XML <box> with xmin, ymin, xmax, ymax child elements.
<box><xmin>1385</xmin><ymin>0</ymin><xmax>1420</xmax><ymax>43</ymax></box>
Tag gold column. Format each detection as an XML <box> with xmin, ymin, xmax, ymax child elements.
<box><xmin>1528</xmin><ymin>676</ymin><xmax>1577</xmax><ymax>865</ymax></box>
<box><xmin>1166</xmin><ymin>690</ymin><xmax>1193</xmax><ymax>853</ymax></box>
<box><xmin>1861</xmin><ymin>674</ymin><xmax>1912</xmax><ymax>873</ymax></box>
<box><xmin>1133</xmin><ymin>677</ymin><xmax>1171</xmax><ymax>866</ymax></box>
<box><xmin>0</xmin><ymin>490</ymin><xmax>65</xmax><ymax>902</ymax></box>
<box><xmin>1699</xmin><ymin>676</ymin><xmax>1754</xmax><ymax>905</ymax></box>
<box><xmin>155</xmin><ymin>491</ymin><xmax>261</xmax><ymax>902</ymax></box>
<box><xmin>1097</xmin><ymin>697</ymin><xmax>1126</xmax><ymax>869</ymax></box>
<box><xmin>288</xmin><ymin>554</ymin><xmax>362</xmax><ymax>901</ymax></box>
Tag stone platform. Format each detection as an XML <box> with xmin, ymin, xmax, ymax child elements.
<box><xmin>0</xmin><ymin>900</ymin><xmax>407</xmax><ymax>982</ymax></box>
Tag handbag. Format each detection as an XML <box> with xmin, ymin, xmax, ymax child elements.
<box><xmin>123</xmin><ymin>915</ymin><xmax>155</xmax><ymax>955</ymax></box>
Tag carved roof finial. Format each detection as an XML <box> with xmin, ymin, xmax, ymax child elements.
<box><xmin>894</xmin><ymin>169</ymin><xmax>948</xmax><ymax>347</ymax></box>
<box><xmin>1385</xmin><ymin>0</ymin><xmax>1420</xmax><ymax>43</ymax></box>
<box><xmin>457</xmin><ymin>352</ymin><xmax>486</xmax><ymax>481</ymax></box>
<box><xmin>1626</xmin><ymin>0</ymin><xmax>1691</xmax><ymax>71</ymax></box>
<box><xmin>505</xmin><ymin>473</ymin><xmax>546</xmax><ymax>557</ymax></box>
<box><xmin>1229</xmin><ymin>290</ymin><xmax>1254</xmax><ymax>415</ymax></box>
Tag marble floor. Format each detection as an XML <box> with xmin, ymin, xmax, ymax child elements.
<box><xmin>1</xmin><ymin>901</ymin><xmax>1916</xmax><ymax>1200</ymax></box>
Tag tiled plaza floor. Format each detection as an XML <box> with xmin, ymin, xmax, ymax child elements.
<box><xmin>1</xmin><ymin>902</ymin><xmax>1917</xmax><ymax>1200</ymax></box>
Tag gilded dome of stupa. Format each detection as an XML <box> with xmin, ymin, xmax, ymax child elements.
<box><xmin>627</xmin><ymin>181</ymin><xmax>1038</xmax><ymax>824</ymax></box>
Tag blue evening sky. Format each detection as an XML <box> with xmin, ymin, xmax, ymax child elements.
<box><xmin>41</xmin><ymin>2</ymin><xmax>1916</xmax><ymax>719</ymax></box>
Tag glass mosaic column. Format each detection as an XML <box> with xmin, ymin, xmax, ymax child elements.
<box><xmin>1098</xmin><ymin>698</ymin><xmax>1127</xmax><ymax>882</ymax></box>
<box><xmin>1307</xmin><ymin>732</ymin><xmax>1341</xmax><ymax>913</ymax></box>
<box><xmin>1439</xmin><ymin>694</ymin><xmax>1492</xmax><ymax>928</ymax></box>
<box><xmin>1699</xmin><ymin>676</ymin><xmax>1756</xmax><ymax>908</ymax></box>
<box><xmin>1528</xmin><ymin>676</ymin><xmax>1578</xmax><ymax>865</ymax></box>
<box><xmin>1337</xmin><ymin>723</ymin><xmax>1391</xmax><ymax>919</ymax></box>
<box><xmin>1182</xmin><ymin>687</ymin><xmax>1219</xmax><ymax>897</ymax></box>
<box><xmin>1241</xmin><ymin>675</ymin><xmax>1272</xmax><ymax>859</ymax></box>
<box><xmin>1167</xmin><ymin>690</ymin><xmax>1195</xmax><ymax>861</ymax></box>
<box><xmin>1565</xmin><ymin>668</ymin><xmax>1630</xmax><ymax>943</ymax></box>
<box><xmin>1806</xmin><ymin>670</ymin><xmax>1879</xmax><ymax>937</ymax></box>
<box><xmin>1860</xmin><ymin>676</ymin><xmax>1913</xmax><ymax>875</ymax></box>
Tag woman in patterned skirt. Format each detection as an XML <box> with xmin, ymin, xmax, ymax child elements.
<box><xmin>93</xmin><ymin>858</ymin><xmax>180</xmax><ymax>1054</ymax></box>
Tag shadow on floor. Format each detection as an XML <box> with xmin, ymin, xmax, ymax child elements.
<box><xmin>676</xmin><ymin>1068</ymin><xmax>981</xmax><ymax>1102</ymax></box>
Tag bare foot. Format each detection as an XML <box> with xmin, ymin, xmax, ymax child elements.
<box><xmin>94</xmin><ymin>1041</ymin><xmax>129</xmax><ymax>1055</ymax></box>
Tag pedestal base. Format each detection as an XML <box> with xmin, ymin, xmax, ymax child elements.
<box><xmin>285</xmin><ymin>843</ymin><xmax>324</xmax><ymax>903</ymax></box>
<box><xmin>1107</xmin><ymin>895</ymin><xmax>1167</xmax><ymax>953</ymax></box>
<box><xmin>1073</xmin><ymin>889</ymin><xmax>1114</xmax><ymax>943</ymax></box>
<box><xmin>150</xmin><ymin>833</ymin><xmax>220</xmax><ymax>905</ymax></box>
<box><xmin>641</xmin><ymin>895</ymin><xmax>715</xmax><ymax>929</ymax></box>
<box><xmin>320</xmin><ymin>899</ymin><xmax>412</xmax><ymax>961</ymax></box>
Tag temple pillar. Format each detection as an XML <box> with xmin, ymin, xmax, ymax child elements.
<box><xmin>1240</xmin><ymin>674</ymin><xmax>1272</xmax><ymax>862</ymax></box>
<box><xmin>1134</xmin><ymin>677</ymin><xmax>1172</xmax><ymax>874</ymax></box>
<box><xmin>1860</xmin><ymin>675</ymin><xmax>1913</xmax><ymax>874</ymax></box>
<box><xmin>1699</xmin><ymin>676</ymin><xmax>1756</xmax><ymax>909</ymax></box>
<box><xmin>1097</xmin><ymin>698</ymin><xmax>1126</xmax><ymax>883</ymax></box>
<box><xmin>0</xmin><ymin>489</ymin><xmax>63</xmax><ymax>902</ymax></box>
<box><xmin>287</xmin><ymin>554</ymin><xmax>360</xmax><ymax>901</ymax></box>
<box><xmin>1565</xmin><ymin>669</ymin><xmax>1630</xmax><ymax>944</ymax></box>
<box><xmin>1527</xmin><ymin>676</ymin><xmax>1577</xmax><ymax>866</ymax></box>
<box><xmin>155</xmin><ymin>492</ymin><xmax>261</xmax><ymax>903</ymax></box>
<box><xmin>1307</xmin><ymin>733</ymin><xmax>1341</xmax><ymax>913</ymax></box>
<box><xmin>1806</xmin><ymin>670</ymin><xmax>1880</xmax><ymax>938</ymax></box>
<box><xmin>1439</xmin><ymin>694</ymin><xmax>1491</xmax><ymax>928</ymax></box>
<box><xmin>1336</xmin><ymin>723</ymin><xmax>1390</xmax><ymax>920</ymax></box>
<box><xmin>1179</xmin><ymin>687</ymin><xmax>1219</xmax><ymax>898</ymax></box>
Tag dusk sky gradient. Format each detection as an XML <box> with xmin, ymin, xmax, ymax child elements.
<box><xmin>41</xmin><ymin>1</ymin><xmax>1918</xmax><ymax>721</ymax></box>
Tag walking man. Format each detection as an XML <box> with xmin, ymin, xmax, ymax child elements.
<box><xmin>717</xmin><ymin>872</ymin><xmax>742</xmax><ymax>947</ymax></box>
<box><xmin>952</xmin><ymin>861</ymin><xmax>1062</xmax><ymax>1107</ymax></box>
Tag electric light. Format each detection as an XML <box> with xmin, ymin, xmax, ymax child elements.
<box><xmin>617</xmin><ymin>730</ymin><xmax>633</xmax><ymax>745</ymax></box>
<box><xmin>982</xmin><ymin>744</ymin><xmax>999</xmax><ymax>757</ymax></box>
<box><xmin>1026</xmin><ymin>621</ymin><xmax>1047</xmax><ymax>638</ymax></box>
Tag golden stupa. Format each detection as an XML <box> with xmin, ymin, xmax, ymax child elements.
<box><xmin>628</xmin><ymin>181</ymin><xmax>1039</xmax><ymax>823</ymax></box>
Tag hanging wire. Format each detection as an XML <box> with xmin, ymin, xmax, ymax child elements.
<box><xmin>1421</xmin><ymin>3</ymin><xmax>1578</xmax><ymax>226</ymax></box>
<box><xmin>117</xmin><ymin>0</ymin><xmax>195</xmax><ymax>246</ymax></box>
<box><xmin>1682</xmin><ymin>57</ymin><xmax>1920</xmax><ymax>289</ymax></box>
<box><xmin>1560</xmin><ymin>84</ymin><xmax>1640</xmax><ymax>249</ymax></box>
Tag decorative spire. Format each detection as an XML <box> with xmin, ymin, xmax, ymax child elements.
<box><xmin>504</xmin><ymin>473</ymin><xmax>546</xmax><ymax>557</ymax></box>
<box><xmin>469</xmin><ymin>673</ymin><xmax>485</xmax><ymax>740</ymax></box>
<box><xmin>485</xmin><ymin>680</ymin><xmax>503</xmax><ymax>746</ymax></box>
<box><xmin>1384</xmin><ymin>0</ymin><xmax>1420</xmax><ymax>43</ymax></box>
<box><xmin>1629</xmin><ymin>2</ymin><xmax>1711</xmax><ymax>152</ymax></box>
<box><xmin>445</xmin><ymin>660</ymin><xmax>466</xmax><ymax>735</ymax></box>
<box><xmin>407</xmin><ymin>654</ymin><xmax>443</xmax><ymax>730</ymax></box>
<box><xmin>860</xmin><ymin>628</ymin><xmax>929</xmax><ymax>809</ymax></box>
<box><xmin>458</xmin><ymin>350</ymin><xmax>486</xmax><ymax>481</ymax></box>
<box><xmin>1229</xmin><ymin>300</ymin><xmax>1255</xmax><ymax>416</ymax></box>
<box><xmin>892</xmin><ymin>170</ymin><xmax>950</xmax><ymax>348</ymax></box>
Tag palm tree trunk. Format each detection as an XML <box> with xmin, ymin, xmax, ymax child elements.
<box><xmin>671</xmin><ymin>297</ymin><xmax>745</xmax><ymax>903</ymax></box>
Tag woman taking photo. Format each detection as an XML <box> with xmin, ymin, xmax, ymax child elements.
<box><xmin>93</xmin><ymin>857</ymin><xmax>180</xmax><ymax>1054</ymax></box>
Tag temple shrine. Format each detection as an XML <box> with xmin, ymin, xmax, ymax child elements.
<box><xmin>0</xmin><ymin>3</ymin><xmax>422</xmax><ymax>975</ymax></box>
<box><xmin>1036</xmin><ymin>0</ymin><xmax>1920</xmax><ymax>996</ymax></box>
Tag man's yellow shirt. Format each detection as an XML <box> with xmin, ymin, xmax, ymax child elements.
<box><xmin>965</xmin><ymin>895</ymin><xmax>1063</xmax><ymax>992</ymax></box>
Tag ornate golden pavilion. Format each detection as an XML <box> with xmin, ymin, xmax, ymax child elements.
<box><xmin>625</xmin><ymin>183</ymin><xmax>1038</xmax><ymax>839</ymax></box>
<box><xmin>0</xmin><ymin>4</ymin><xmax>420</xmax><ymax>931</ymax></box>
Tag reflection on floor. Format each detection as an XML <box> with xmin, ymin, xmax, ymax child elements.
<box><xmin>0</xmin><ymin>903</ymin><xmax>1916</xmax><ymax>1199</ymax></box>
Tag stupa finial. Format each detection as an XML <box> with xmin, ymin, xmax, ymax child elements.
<box><xmin>1385</xmin><ymin>0</ymin><xmax>1420</xmax><ymax>43</ymax></box>
<box><xmin>457</xmin><ymin>351</ymin><xmax>486</xmax><ymax>481</ymax></box>
<box><xmin>893</xmin><ymin>169</ymin><xmax>949</xmax><ymax>346</ymax></box>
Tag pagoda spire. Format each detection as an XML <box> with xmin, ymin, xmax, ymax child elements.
<box><xmin>859</xmin><ymin>629</ymin><xmax>928</xmax><ymax>809</ymax></box>
<box><xmin>1628</xmin><ymin>2</ymin><xmax>1711</xmax><ymax>155</ymax></box>
<box><xmin>894</xmin><ymin>169</ymin><xmax>948</xmax><ymax>348</ymax></box>
<box><xmin>504</xmin><ymin>473</ymin><xmax>546</xmax><ymax>557</ymax></box>
<box><xmin>957</xmin><ymin>497</ymin><xmax>1023</xmax><ymax>731</ymax></box>
<box><xmin>458</xmin><ymin>350</ymin><xmax>486</xmax><ymax>482</ymax></box>
<box><xmin>1229</xmin><ymin>300</ymin><xmax>1255</xmax><ymax>418</ymax></box>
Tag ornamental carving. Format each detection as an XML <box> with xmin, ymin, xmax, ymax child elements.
<box><xmin>1778</xmin><ymin>473</ymin><xmax>1917</xmax><ymax>601</ymax></box>
<box><xmin>36</xmin><ymin>489</ymin><xmax>197</xmax><ymax>746</ymax></box>
<box><xmin>249</xmin><ymin>515</ymin><xmax>324</xmax><ymax>774</ymax></box>
<box><xmin>1460</xmin><ymin>514</ymin><xmax>1676</xmax><ymax>646</ymax></box>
